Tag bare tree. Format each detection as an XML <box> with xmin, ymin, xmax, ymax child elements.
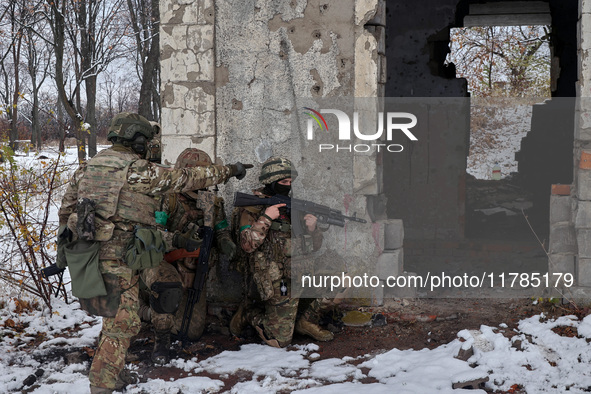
<box><xmin>44</xmin><ymin>0</ymin><xmax>129</xmax><ymax>162</ymax></box>
<box><xmin>127</xmin><ymin>0</ymin><xmax>160</xmax><ymax>121</ymax></box>
<box><xmin>448</xmin><ymin>26</ymin><xmax>551</xmax><ymax>97</ymax></box>
<box><xmin>23</xmin><ymin>4</ymin><xmax>52</xmax><ymax>151</ymax></box>
<box><xmin>66</xmin><ymin>0</ymin><xmax>129</xmax><ymax>157</ymax></box>
<box><xmin>46</xmin><ymin>0</ymin><xmax>85</xmax><ymax>163</ymax></box>
<box><xmin>101</xmin><ymin>70</ymin><xmax>138</xmax><ymax>120</ymax></box>
<box><xmin>0</xmin><ymin>0</ymin><xmax>28</xmax><ymax>149</ymax></box>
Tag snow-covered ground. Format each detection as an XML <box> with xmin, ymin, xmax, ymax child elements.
<box><xmin>2</xmin><ymin>295</ymin><xmax>591</xmax><ymax>393</ymax></box>
<box><xmin>467</xmin><ymin>99</ymin><xmax>543</xmax><ymax>180</ymax></box>
<box><xmin>2</xmin><ymin>145</ymin><xmax>591</xmax><ymax>393</ymax></box>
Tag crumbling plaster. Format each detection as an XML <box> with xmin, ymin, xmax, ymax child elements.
<box><xmin>159</xmin><ymin>0</ymin><xmax>400</xmax><ymax>304</ymax></box>
<box><xmin>215</xmin><ymin>0</ymin><xmax>383</xmax><ymax>290</ymax></box>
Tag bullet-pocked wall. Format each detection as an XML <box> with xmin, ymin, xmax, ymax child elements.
<box><xmin>384</xmin><ymin>0</ymin><xmax>469</xmax><ymax>242</ymax></box>
<box><xmin>159</xmin><ymin>0</ymin><xmax>402</xmax><ymax>306</ymax></box>
<box><xmin>384</xmin><ymin>0</ymin><xmax>576</xmax><ymax>243</ymax></box>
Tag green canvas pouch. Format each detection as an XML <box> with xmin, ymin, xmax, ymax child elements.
<box><xmin>124</xmin><ymin>228</ymin><xmax>166</xmax><ymax>271</ymax></box>
<box><xmin>64</xmin><ymin>240</ymin><xmax>106</xmax><ymax>299</ymax></box>
<box><xmin>78</xmin><ymin>272</ymin><xmax>122</xmax><ymax>317</ymax></box>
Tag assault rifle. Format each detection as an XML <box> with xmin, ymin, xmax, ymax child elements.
<box><xmin>233</xmin><ymin>192</ymin><xmax>367</xmax><ymax>236</ymax></box>
<box><xmin>177</xmin><ymin>191</ymin><xmax>216</xmax><ymax>346</ymax></box>
<box><xmin>177</xmin><ymin>226</ymin><xmax>213</xmax><ymax>345</ymax></box>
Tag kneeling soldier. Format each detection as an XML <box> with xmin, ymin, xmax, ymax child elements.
<box><xmin>140</xmin><ymin>148</ymin><xmax>236</xmax><ymax>364</ymax></box>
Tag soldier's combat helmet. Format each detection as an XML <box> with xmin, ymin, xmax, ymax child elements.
<box><xmin>175</xmin><ymin>148</ymin><xmax>213</xmax><ymax>169</ymax></box>
<box><xmin>259</xmin><ymin>157</ymin><xmax>297</xmax><ymax>184</ymax></box>
<box><xmin>106</xmin><ymin>112</ymin><xmax>154</xmax><ymax>143</ymax></box>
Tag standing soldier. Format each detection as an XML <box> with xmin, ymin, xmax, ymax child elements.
<box><xmin>229</xmin><ymin>157</ymin><xmax>334</xmax><ymax>348</ymax></box>
<box><xmin>139</xmin><ymin>148</ymin><xmax>236</xmax><ymax>364</ymax></box>
<box><xmin>57</xmin><ymin>113</ymin><xmax>249</xmax><ymax>394</ymax></box>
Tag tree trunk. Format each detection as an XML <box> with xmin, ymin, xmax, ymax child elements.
<box><xmin>86</xmin><ymin>75</ymin><xmax>97</xmax><ymax>157</ymax></box>
<box><xmin>32</xmin><ymin>89</ymin><xmax>41</xmax><ymax>150</ymax></box>
<box><xmin>51</xmin><ymin>0</ymin><xmax>84</xmax><ymax>163</ymax></box>
<box><xmin>30</xmin><ymin>72</ymin><xmax>40</xmax><ymax>150</ymax></box>
<box><xmin>57</xmin><ymin>95</ymin><xmax>65</xmax><ymax>153</ymax></box>
<box><xmin>9</xmin><ymin>28</ymin><xmax>22</xmax><ymax>151</ymax></box>
<box><xmin>137</xmin><ymin>0</ymin><xmax>160</xmax><ymax>120</ymax></box>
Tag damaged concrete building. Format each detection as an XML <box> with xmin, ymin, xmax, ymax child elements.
<box><xmin>158</xmin><ymin>0</ymin><xmax>591</xmax><ymax>303</ymax></box>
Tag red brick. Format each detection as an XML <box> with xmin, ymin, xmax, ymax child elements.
<box><xmin>581</xmin><ymin>151</ymin><xmax>591</xmax><ymax>169</ymax></box>
<box><xmin>551</xmin><ymin>184</ymin><xmax>571</xmax><ymax>195</ymax></box>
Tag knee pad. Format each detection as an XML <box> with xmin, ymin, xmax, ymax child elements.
<box><xmin>150</xmin><ymin>282</ymin><xmax>183</xmax><ymax>314</ymax></box>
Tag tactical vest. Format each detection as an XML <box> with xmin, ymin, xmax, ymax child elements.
<box><xmin>76</xmin><ymin>149</ymin><xmax>160</xmax><ymax>259</ymax></box>
<box><xmin>246</xmin><ymin>205</ymin><xmax>292</xmax><ymax>271</ymax></box>
<box><xmin>166</xmin><ymin>193</ymin><xmax>204</xmax><ymax>234</ymax></box>
<box><xmin>164</xmin><ymin>193</ymin><xmax>205</xmax><ymax>271</ymax></box>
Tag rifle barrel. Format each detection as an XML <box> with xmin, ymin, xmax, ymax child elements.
<box><xmin>234</xmin><ymin>192</ymin><xmax>367</xmax><ymax>224</ymax></box>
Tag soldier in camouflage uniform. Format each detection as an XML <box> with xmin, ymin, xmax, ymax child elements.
<box><xmin>57</xmin><ymin>113</ymin><xmax>249</xmax><ymax>394</ymax></box>
<box><xmin>139</xmin><ymin>148</ymin><xmax>236</xmax><ymax>364</ymax></box>
<box><xmin>229</xmin><ymin>157</ymin><xmax>334</xmax><ymax>348</ymax></box>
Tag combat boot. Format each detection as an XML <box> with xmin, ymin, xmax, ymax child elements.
<box><xmin>90</xmin><ymin>386</ymin><xmax>113</xmax><ymax>394</ymax></box>
<box><xmin>229</xmin><ymin>302</ymin><xmax>247</xmax><ymax>337</ymax></box>
<box><xmin>114</xmin><ymin>369</ymin><xmax>139</xmax><ymax>391</ymax></box>
<box><xmin>152</xmin><ymin>330</ymin><xmax>171</xmax><ymax>365</ymax></box>
<box><xmin>295</xmin><ymin>318</ymin><xmax>334</xmax><ymax>342</ymax></box>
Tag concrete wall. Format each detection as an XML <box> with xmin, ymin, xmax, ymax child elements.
<box><xmin>546</xmin><ymin>0</ymin><xmax>591</xmax><ymax>302</ymax></box>
<box><xmin>159</xmin><ymin>0</ymin><xmax>404</xmax><ymax>306</ymax></box>
<box><xmin>158</xmin><ymin>0</ymin><xmax>590</xmax><ymax>304</ymax></box>
<box><xmin>516</xmin><ymin>1</ymin><xmax>577</xmax><ymax>240</ymax></box>
<box><xmin>385</xmin><ymin>0</ymin><xmax>467</xmax><ymax>98</ymax></box>
<box><xmin>384</xmin><ymin>0</ymin><xmax>469</xmax><ymax>241</ymax></box>
<box><xmin>160</xmin><ymin>0</ymin><xmax>216</xmax><ymax>166</ymax></box>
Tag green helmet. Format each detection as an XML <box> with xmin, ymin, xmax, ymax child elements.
<box><xmin>259</xmin><ymin>157</ymin><xmax>298</xmax><ymax>184</ymax></box>
<box><xmin>107</xmin><ymin>112</ymin><xmax>154</xmax><ymax>143</ymax></box>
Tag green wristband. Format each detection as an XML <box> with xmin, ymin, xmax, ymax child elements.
<box><xmin>214</xmin><ymin>219</ymin><xmax>229</xmax><ymax>231</ymax></box>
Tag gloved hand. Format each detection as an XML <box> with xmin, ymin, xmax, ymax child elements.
<box><xmin>217</xmin><ymin>236</ymin><xmax>236</xmax><ymax>260</ymax></box>
<box><xmin>172</xmin><ymin>233</ymin><xmax>201</xmax><ymax>252</ymax></box>
<box><xmin>57</xmin><ymin>225</ymin><xmax>73</xmax><ymax>245</ymax></box>
<box><xmin>56</xmin><ymin>225</ymin><xmax>73</xmax><ymax>269</ymax></box>
<box><xmin>229</xmin><ymin>162</ymin><xmax>253</xmax><ymax>180</ymax></box>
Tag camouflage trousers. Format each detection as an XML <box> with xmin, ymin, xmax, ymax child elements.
<box><xmin>89</xmin><ymin>260</ymin><xmax>141</xmax><ymax>390</ymax></box>
<box><xmin>140</xmin><ymin>261</ymin><xmax>207</xmax><ymax>340</ymax></box>
<box><xmin>245</xmin><ymin>279</ymin><xmax>329</xmax><ymax>347</ymax></box>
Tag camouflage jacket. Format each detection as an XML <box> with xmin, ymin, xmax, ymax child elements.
<box><xmin>236</xmin><ymin>188</ymin><xmax>323</xmax><ymax>276</ymax></box>
<box><xmin>164</xmin><ymin>191</ymin><xmax>232</xmax><ymax>270</ymax></box>
<box><xmin>58</xmin><ymin>145</ymin><xmax>233</xmax><ymax>260</ymax></box>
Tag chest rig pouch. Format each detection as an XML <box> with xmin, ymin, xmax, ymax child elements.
<box><xmin>251</xmin><ymin>223</ymin><xmax>291</xmax><ymax>301</ymax></box>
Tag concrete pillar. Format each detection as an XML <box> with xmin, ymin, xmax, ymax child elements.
<box><xmin>548</xmin><ymin>185</ymin><xmax>575</xmax><ymax>288</ymax></box>
<box><xmin>372</xmin><ymin>219</ymin><xmax>409</xmax><ymax>305</ymax></box>
<box><xmin>571</xmin><ymin>0</ymin><xmax>591</xmax><ymax>302</ymax></box>
<box><xmin>159</xmin><ymin>0</ymin><xmax>217</xmax><ymax>165</ymax></box>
